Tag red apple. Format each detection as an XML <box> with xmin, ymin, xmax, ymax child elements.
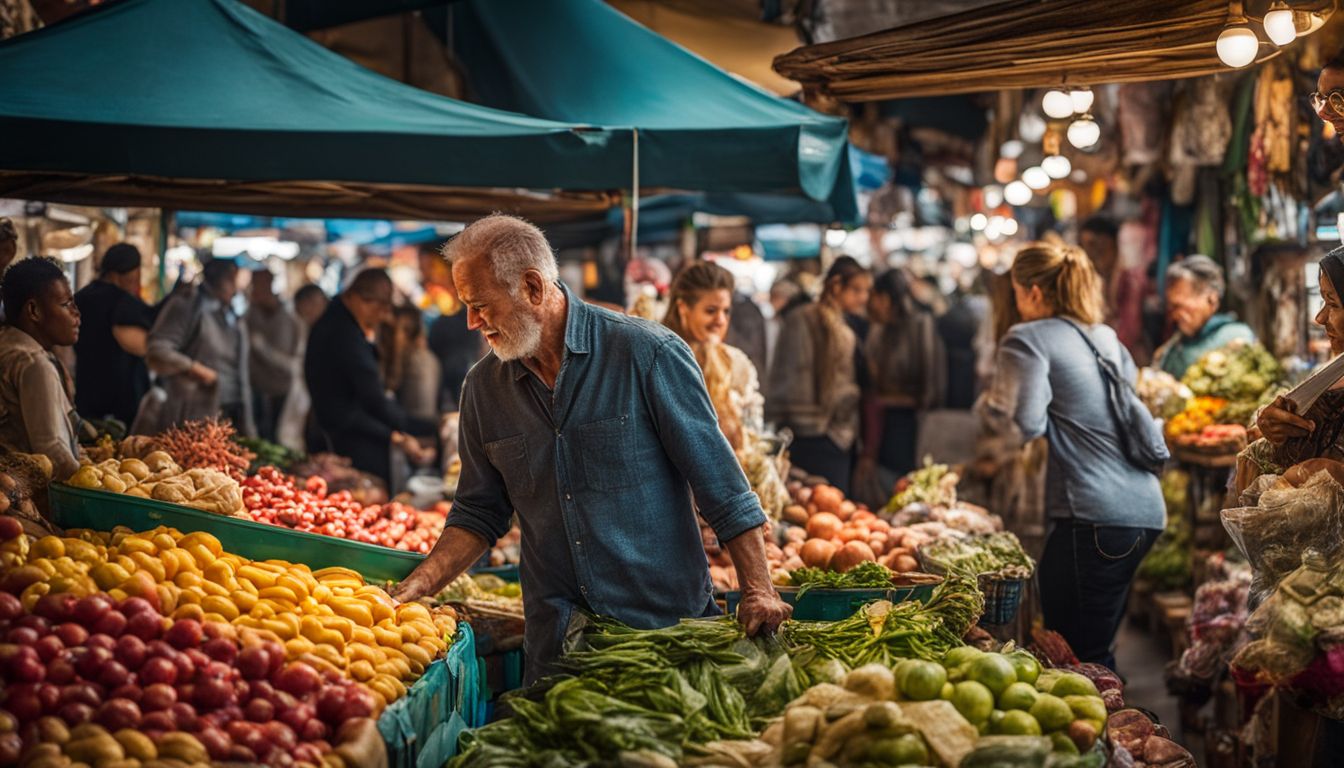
<box><xmin>0</xmin><ymin>517</ymin><xmax>22</xmax><ymax>541</ymax></box>
<box><xmin>30</xmin><ymin>635</ymin><xmax>62</xmax><ymax>663</ymax></box>
<box><xmin>123</xmin><ymin>611</ymin><xmax>162</xmax><ymax>642</ymax></box>
<box><xmin>202</xmin><ymin>661</ymin><xmax>232</xmax><ymax>681</ymax></box>
<box><xmin>7</xmin><ymin>652</ymin><xmax>44</xmax><ymax>683</ymax></box>
<box><xmin>109</xmin><ymin>684</ymin><xmax>141</xmax><ymax>704</ymax></box>
<box><xmin>140</xmin><ymin>711</ymin><xmax>174</xmax><ymax>732</ymax></box>
<box><xmin>141</xmin><ymin>683</ymin><xmax>176</xmax><ymax>712</ymax></box>
<box><xmin>201</xmin><ymin>638</ymin><xmax>237</xmax><ymax>665</ymax></box>
<box><xmin>34</xmin><ymin>683</ymin><xmax>60</xmax><ymax>714</ymax></box>
<box><xmin>164</xmin><ymin>619</ymin><xmax>203</xmax><ymax>650</ymax></box>
<box><xmin>197</xmin><ymin>726</ymin><xmax>233</xmax><ymax>759</ymax></box>
<box><xmin>3</xmin><ymin>686</ymin><xmax>41</xmax><ymax>723</ymax></box>
<box><xmin>4</xmin><ymin>627</ymin><xmax>38</xmax><ymax>646</ymax></box>
<box><xmin>299</xmin><ymin>718</ymin><xmax>328</xmax><ymax>742</ymax></box>
<box><xmin>53</xmin><ymin>623</ymin><xmax>88</xmax><ymax>648</ymax></box>
<box><xmin>194</xmin><ymin>678</ymin><xmax>233</xmax><ymax>710</ymax></box>
<box><xmin>274</xmin><ymin>664</ymin><xmax>320</xmax><ymax>698</ymax></box>
<box><xmin>95</xmin><ymin>699</ymin><xmax>141</xmax><ymax>731</ymax></box>
<box><xmin>114</xmin><ymin>635</ymin><xmax>147</xmax><ymax>670</ymax></box>
<box><xmin>0</xmin><ymin>594</ymin><xmax>22</xmax><ymax>623</ymax></box>
<box><xmin>58</xmin><ymin>683</ymin><xmax>101</xmax><ymax>708</ymax></box>
<box><xmin>138</xmin><ymin>656</ymin><xmax>177</xmax><ymax>686</ymax></box>
<box><xmin>292</xmin><ymin>743</ymin><xmax>323</xmax><ymax>765</ymax></box>
<box><xmin>315</xmin><ymin>687</ymin><xmax>346</xmax><ymax>724</ymax></box>
<box><xmin>237</xmin><ymin>647</ymin><xmax>270</xmax><ymax>681</ymax></box>
<box><xmin>264</xmin><ymin>721</ymin><xmax>297</xmax><ymax>751</ymax></box>
<box><xmin>85</xmin><ymin>634</ymin><xmax>115</xmax><ymax>653</ymax></box>
<box><xmin>45</xmin><ymin>657</ymin><xmax>75</xmax><ymax>686</ymax></box>
<box><xmin>184</xmin><ymin>649</ymin><xmax>211</xmax><ymax>670</ymax></box>
<box><xmin>118</xmin><ymin>597</ymin><xmax>155</xmax><ymax>617</ymax></box>
<box><xmin>244</xmin><ymin>698</ymin><xmax>273</xmax><ymax>723</ymax></box>
<box><xmin>14</xmin><ymin>615</ymin><xmax>51</xmax><ymax>635</ymax></box>
<box><xmin>56</xmin><ymin>702</ymin><xmax>93</xmax><ymax>726</ymax></box>
<box><xmin>33</xmin><ymin>594</ymin><xmax>76</xmax><ymax>624</ymax></box>
<box><xmin>97</xmin><ymin>661</ymin><xmax>130</xmax><ymax>690</ymax></box>
<box><xmin>92</xmin><ymin>611</ymin><xmax>127</xmax><ymax>638</ymax></box>
<box><xmin>0</xmin><ymin>732</ymin><xmax>20</xmax><ymax>765</ymax></box>
<box><xmin>72</xmin><ymin>595</ymin><xmax>113</xmax><ymax>629</ymax></box>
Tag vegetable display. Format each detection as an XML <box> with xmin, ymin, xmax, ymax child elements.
<box><xmin>154</xmin><ymin>418</ymin><xmax>256</xmax><ymax>482</ymax></box>
<box><xmin>885</xmin><ymin>461</ymin><xmax>959</xmax><ymax>514</ymax></box>
<box><xmin>1136</xmin><ymin>368</ymin><xmax>1193</xmax><ymax>421</ymax></box>
<box><xmin>1180</xmin><ymin>340</ymin><xmax>1284</xmax><ymax>403</ymax></box>
<box><xmin>917</xmin><ymin>533</ymin><xmax>1035</xmax><ymax>580</ymax></box>
<box><xmin>68</xmin><ymin>455</ymin><xmax>244</xmax><ymax>517</ymax></box>
<box><xmin>788</xmin><ymin>562</ymin><xmax>895</xmax><ymax>598</ymax></box>
<box><xmin>234</xmin><ymin>436</ymin><xmax>305</xmax><ymax>475</ymax></box>
<box><xmin>240</xmin><ymin>468</ymin><xmax>445</xmax><ymax>553</ymax></box>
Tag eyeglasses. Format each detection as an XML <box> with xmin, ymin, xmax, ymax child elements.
<box><xmin>1311</xmin><ymin>89</ymin><xmax>1344</xmax><ymax>116</ymax></box>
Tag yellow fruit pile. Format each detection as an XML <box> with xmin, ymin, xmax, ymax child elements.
<box><xmin>2</xmin><ymin>527</ymin><xmax>456</xmax><ymax>709</ymax></box>
<box><xmin>67</xmin><ymin>455</ymin><xmax>243</xmax><ymax>516</ymax></box>
<box><xmin>22</xmin><ymin>724</ymin><xmax>207</xmax><ymax>768</ymax></box>
<box><xmin>1164</xmin><ymin>396</ymin><xmax>1228</xmax><ymax>438</ymax></box>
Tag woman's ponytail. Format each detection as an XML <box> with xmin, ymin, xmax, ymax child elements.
<box><xmin>1011</xmin><ymin>242</ymin><xmax>1106</xmax><ymax>324</ymax></box>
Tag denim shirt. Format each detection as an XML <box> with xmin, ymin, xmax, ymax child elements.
<box><xmin>445</xmin><ymin>284</ymin><xmax>766</xmax><ymax>681</ymax></box>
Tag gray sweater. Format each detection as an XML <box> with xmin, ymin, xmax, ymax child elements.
<box><xmin>978</xmin><ymin>318</ymin><xmax>1165</xmax><ymax>530</ymax></box>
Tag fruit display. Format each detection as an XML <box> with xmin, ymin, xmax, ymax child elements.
<box><xmin>67</xmin><ymin>455</ymin><xmax>244</xmax><ymax>517</ymax></box>
<box><xmin>885</xmin><ymin>461</ymin><xmax>959</xmax><ymax>513</ymax></box>
<box><xmin>1106</xmin><ymin>709</ymin><xmax>1195</xmax><ymax>766</ymax></box>
<box><xmin>0</xmin><ymin>518</ymin><xmax>459</xmax><ymax>768</ymax></box>
<box><xmin>0</xmin><ymin>522</ymin><xmax>456</xmax><ymax>710</ymax></box>
<box><xmin>241</xmin><ymin>468</ymin><xmax>445</xmax><ymax>553</ymax></box>
<box><xmin>0</xmin><ymin>452</ymin><xmax>51</xmax><ymax>530</ymax></box>
<box><xmin>917</xmin><ymin>532</ymin><xmax>1035</xmax><ymax>580</ymax></box>
<box><xmin>1164</xmin><ymin>396</ymin><xmax>1229</xmax><ymax>438</ymax></box>
<box><xmin>1181</xmin><ymin>340</ymin><xmax>1285</xmax><ymax>404</ymax></box>
<box><xmin>486</xmin><ymin>525</ymin><xmax>520</xmax><ymax>568</ymax></box>
<box><xmin>1169</xmin><ymin>423</ymin><xmax>1247</xmax><ymax>453</ymax></box>
<box><xmin>288</xmin><ymin>454</ymin><xmax>388</xmax><ymax>507</ymax></box>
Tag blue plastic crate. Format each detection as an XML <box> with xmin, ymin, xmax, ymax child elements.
<box><xmin>377</xmin><ymin>624</ymin><xmax>485</xmax><ymax>768</ymax></box>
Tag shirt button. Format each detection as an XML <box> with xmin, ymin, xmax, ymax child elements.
<box><xmin>580</xmin><ymin>586</ymin><xmax>588</xmax><ymax>595</ymax></box>
<box><xmin>565</xmin><ymin>493</ymin><xmax>572</xmax><ymax>500</ymax></box>
<box><xmin>555</xmin><ymin>429</ymin><xmax>561</xmax><ymax>437</ymax></box>
<box><xmin>574</xmin><ymin>539</ymin><xmax>581</xmax><ymax>546</ymax></box>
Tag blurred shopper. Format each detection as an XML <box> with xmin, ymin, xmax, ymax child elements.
<box><xmin>393</xmin><ymin>305</ymin><xmax>442</xmax><ymax>424</ymax></box>
<box><xmin>978</xmin><ymin>243</ymin><xmax>1164</xmax><ymax>670</ymax></box>
<box><xmin>855</xmin><ymin>269</ymin><xmax>946</xmax><ymax>505</ymax></box>
<box><xmin>764</xmin><ymin>279</ymin><xmax>801</xmax><ymax>374</ymax></box>
<box><xmin>305</xmin><ymin>269</ymin><xmax>434</xmax><ymax>486</ymax></box>
<box><xmin>1080</xmin><ymin>215</ymin><xmax>1148</xmax><ymax>358</ymax></box>
<box><xmin>245</xmin><ymin>269</ymin><xmax>300</xmax><ymax>442</ymax></box>
<box><xmin>723</xmin><ymin>288</ymin><xmax>768</xmax><ymax>378</ymax></box>
<box><xmin>664</xmin><ymin>261</ymin><xmax>762</xmax><ymax>450</ymax></box>
<box><xmin>144</xmin><ymin>258</ymin><xmax>254</xmax><ymax>435</ymax></box>
<box><xmin>1153</xmin><ymin>255</ymin><xmax>1256</xmax><ymax>380</ymax></box>
<box><xmin>73</xmin><ymin>243</ymin><xmax>151</xmax><ymax>427</ymax></box>
<box><xmin>276</xmin><ymin>284</ymin><xmax>328</xmax><ymax>453</ymax></box>
<box><xmin>767</xmin><ymin>257</ymin><xmax>870</xmax><ymax>494</ymax></box>
<box><xmin>0</xmin><ymin>257</ymin><xmax>81</xmax><ymax>480</ymax></box>
<box><xmin>0</xmin><ymin>218</ymin><xmax>17</xmax><ymax>322</ymax></box>
<box><xmin>428</xmin><ymin>270</ymin><xmax>483</xmax><ymax>411</ymax></box>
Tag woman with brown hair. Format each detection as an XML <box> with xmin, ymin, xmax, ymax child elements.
<box><xmin>766</xmin><ymin>256</ymin><xmax>871</xmax><ymax>495</ymax></box>
<box><xmin>978</xmin><ymin>242</ymin><xmax>1164</xmax><ymax>671</ymax></box>
<box><xmin>663</xmin><ymin>261</ymin><xmax>762</xmax><ymax>451</ymax></box>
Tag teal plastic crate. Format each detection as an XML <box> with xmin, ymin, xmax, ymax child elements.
<box><xmin>722</xmin><ymin>583</ymin><xmax>938</xmax><ymax>621</ymax></box>
<box><xmin>49</xmin><ymin>483</ymin><xmax>424</xmax><ymax>583</ymax></box>
<box><xmin>378</xmin><ymin>624</ymin><xmax>485</xmax><ymax>768</ymax></box>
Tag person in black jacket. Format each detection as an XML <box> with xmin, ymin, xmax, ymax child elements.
<box><xmin>304</xmin><ymin>269</ymin><xmax>435</xmax><ymax>486</ymax></box>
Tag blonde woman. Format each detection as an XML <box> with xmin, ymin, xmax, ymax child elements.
<box><xmin>978</xmin><ymin>243</ymin><xmax>1164</xmax><ymax>671</ymax></box>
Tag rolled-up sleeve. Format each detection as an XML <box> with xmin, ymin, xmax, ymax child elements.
<box><xmin>443</xmin><ymin>382</ymin><xmax>514</xmax><ymax>543</ymax></box>
<box><xmin>646</xmin><ymin>338</ymin><xmax>765</xmax><ymax>543</ymax></box>
<box><xmin>982</xmin><ymin>333</ymin><xmax>1050</xmax><ymax>442</ymax></box>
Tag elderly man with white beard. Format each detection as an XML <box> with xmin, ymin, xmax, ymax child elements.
<box><xmin>391</xmin><ymin>214</ymin><xmax>790</xmax><ymax>682</ymax></box>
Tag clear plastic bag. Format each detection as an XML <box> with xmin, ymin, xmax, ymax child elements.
<box><xmin>1222</xmin><ymin>472</ymin><xmax>1344</xmax><ymax>606</ymax></box>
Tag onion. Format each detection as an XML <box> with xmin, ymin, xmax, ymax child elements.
<box><xmin>805</xmin><ymin>512</ymin><xmax>843</xmax><ymax>541</ymax></box>
<box><xmin>799</xmin><ymin>539</ymin><xmax>836</xmax><ymax>569</ymax></box>
<box><xmin>829</xmin><ymin>541</ymin><xmax>877</xmax><ymax>573</ymax></box>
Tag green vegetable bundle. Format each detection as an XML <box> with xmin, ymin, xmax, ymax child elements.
<box><xmin>789</xmin><ymin>561</ymin><xmax>894</xmax><ymax>598</ymax></box>
<box><xmin>782</xmin><ymin>576</ymin><xmax>984</xmax><ymax>668</ymax></box>
<box><xmin>885</xmin><ymin>460</ymin><xmax>958</xmax><ymax>513</ymax></box>
<box><xmin>919</xmin><ymin>533</ymin><xmax>1035</xmax><ymax>578</ymax></box>
<box><xmin>233</xmin><ymin>435</ymin><xmax>305</xmax><ymax>474</ymax></box>
<box><xmin>1181</xmin><ymin>340</ymin><xmax>1284</xmax><ymax>403</ymax></box>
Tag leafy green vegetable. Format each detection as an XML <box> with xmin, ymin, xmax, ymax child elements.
<box><xmin>885</xmin><ymin>459</ymin><xmax>958</xmax><ymax>512</ymax></box>
<box><xmin>1181</xmin><ymin>340</ymin><xmax>1284</xmax><ymax>403</ymax></box>
<box><xmin>233</xmin><ymin>435</ymin><xmax>304</xmax><ymax>473</ymax></box>
<box><xmin>789</xmin><ymin>561</ymin><xmax>894</xmax><ymax>598</ymax></box>
<box><xmin>919</xmin><ymin>532</ymin><xmax>1035</xmax><ymax>578</ymax></box>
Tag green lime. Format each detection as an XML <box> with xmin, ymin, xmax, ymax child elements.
<box><xmin>1005</xmin><ymin>650</ymin><xmax>1042</xmax><ymax>687</ymax></box>
<box><xmin>1029</xmin><ymin>693</ymin><xmax>1074</xmax><ymax>733</ymax></box>
<box><xmin>995</xmin><ymin>709</ymin><xmax>1043</xmax><ymax>736</ymax></box>
<box><xmin>998</xmin><ymin>682</ymin><xmax>1040</xmax><ymax>712</ymax></box>
<box><xmin>1050</xmin><ymin>672</ymin><xmax>1099</xmax><ymax>698</ymax></box>
<box><xmin>940</xmin><ymin>682</ymin><xmax>956</xmax><ymax>700</ymax></box>
<box><xmin>867</xmin><ymin>733</ymin><xmax>929</xmax><ymax>765</ymax></box>
<box><xmin>1050</xmin><ymin>732</ymin><xmax>1080</xmax><ymax>754</ymax></box>
<box><xmin>1063</xmin><ymin>694</ymin><xmax>1107</xmax><ymax>723</ymax></box>
<box><xmin>968</xmin><ymin>654</ymin><xmax>1018</xmax><ymax>698</ymax></box>
<box><xmin>943</xmin><ymin>646</ymin><xmax>985</xmax><ymax>669</ymax></box>
<box><xmin>951</xmin><ymin>680</ymin><xmax>995</xmax><ymax>724</ymax></box>
<box><xmin>900</xmin><ymin>661</ymin><xmax>948</xmax><ymax>701</ymax></box>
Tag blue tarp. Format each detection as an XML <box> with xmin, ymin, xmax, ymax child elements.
<box><xmin>439</xmin><ymin>0</ymin><xmax>858</xmax><ymax>223</ymax></box>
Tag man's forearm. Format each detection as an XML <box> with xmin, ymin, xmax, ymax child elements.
<box><xmin>722</xmin><ymin>524</ymin><xmax>777</xmax><ymax>596</ymax></box>
<box><xmin>413</xmin><ymin>526</ymin><xmax>490</xmax><ymax>593</ymax></box>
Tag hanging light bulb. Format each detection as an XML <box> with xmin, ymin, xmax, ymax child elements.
<box><xmin>1004</xmin><ymin>180</ymin><xmax>1033</xmax><ymax>206</ymax></box>
<box><xmin>1067</xmin><ymin>114</ymin><xmax>1101</xmax><ymax>149</ymax></box>
<box><xmin>1022</xmin><ymin>166</ymin><xmax>1050</xmax><ymax>190</ymax></box>
<box><xmin>983</xmin><ymin>185</ymin><xmax>1004</xmax><ymax>208</ymax></box>
<box><xmin>1000</xmin><ymin>140</ymin><xmax>1025</xmax><ymax>160</ymax></box>
<box><xmin>1041</xmin><ymin>154</ymin><xmax>1072</xmax><ymax>179</ymax></box>
<box><xmin>1216</xmin><ymin>3</ymin><xmax>1260</xmax><ymax>69</ymax></box>
<box><xmin>1002</xmin><ymin>218</ymin><xmax>1020</xmax><ymax>236</ymax></box>
<box><xmin>1042</xmin><ymin>89</ymin><xmax>1074</xmax><ymax>119</ymax></box>
<box><xmin>970</xmin><ymin>213</ymin><xmax>988</xmax><ymax>231</ymax></box>
<box><xmin>1019</xmin><ymin>113</ymin><xmax>1047</xmax><ymax>142</ymax></box>
<box><xmin>1263</xmin><ymin>1</ymin><xmax>1297</xmax><ymax>46</ymax></box>
<box><xmin>1068</xmin><ymin>88</ymin><xmax>1094</xmax><ymax>114</ymax></box>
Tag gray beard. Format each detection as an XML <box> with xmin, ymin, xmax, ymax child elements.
<box><xmin>491</xmin><ymin>313</ymin><xmax>543</xmax><ymax>362</ymax></box>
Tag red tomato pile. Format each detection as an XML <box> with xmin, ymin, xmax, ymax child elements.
<box><xmin>240</xmin><ymin>469</ymin><xmax>446</xmax><ymax>553</ymax></box>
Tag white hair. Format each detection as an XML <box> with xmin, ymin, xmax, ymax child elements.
<box><xmin>441</xmin><ymin>214</ymin><xmax>558</xmax><ymax>295</ymax></box>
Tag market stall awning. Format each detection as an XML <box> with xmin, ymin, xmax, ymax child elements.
<box><xmin>773</xmin><ymin>0</ymin><xmax>1334</xmax><ymax>102</ymax></box>
<box><xmin>440</xmin><ymin>0</ymin><xmax>857</xmax><ymax>222</ymax></box>
<box><xmin>0</xmin><ymin>0</ymin><xmax>637</xmax><ymax>216</ymax></box>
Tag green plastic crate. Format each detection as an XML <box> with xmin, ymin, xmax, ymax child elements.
<box><xmin>722</xmin><ymin>583</ymin><xmax>938</xmax><ymax>621</ymax></box>
<box><xmin>49</xmin><ymin>483</ymin><xmax>424</xmax><ymax>583</ymax></box>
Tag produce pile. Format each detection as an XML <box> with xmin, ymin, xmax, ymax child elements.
<box><xmin>0</xmin><ymin>519</ymin><xmax>458</xmax><ymax>767</ymax></box>
<box><xmin>240</xmin><ymin>467</ymin><xmax>446</xmax><ymax>553</ymax></box>
<box><xmin>234</xmin><ymin>437</ymin><xmax>305</xmax><ymax>476</ymax></box>
<box><xmin>916</xmin><ymin>533</ymin><xmax>1035</xmax><ymax>580</ymax></box>
<box><xmin>287</xmin><ymin>455</ymin><xmax>388</xmax><ymax>507</ymax></box>
<box><xmin>1171</xmin><ymin>555</ymin><xmax>1251</xmax><ymax>683</ymax></box>
<box><xmin>487</xmin><ymin>525</ymin><xmax>521</xmax><ymax>568</ymax></box>
<box><xmin>154</xmin><ymin>418</ymin><xmax>256</xmax><ymax>483</ymax></box>
<box><xmin>885</xmin><ymin>461</ymin><xmax>959</xmax><ymax>514</ymax></box>
<box><xmin>451</xmin><ymin>578</ymin><xmax>988</xmax><ymax>767</ymax></box>
<box><xmin>1106</xmin><ymin>709</ymin><xmax>1195</xmax><ymax>766</ymax></box>
<box><xmin>786</xmin><ymin>562</ymin><xmax>897</xmax><ymax>597</ymax></box>
<box><xmin>0</xmin><ymin>452</ymin><xmax>52</xmax><ymax>530</ymax></box>
<box><xmin>1136</xmin><ymin>368</ymin><xmax>1193</xmax><ymax>421</ymax></box>
<box><xmin>1161</xmin><ymin>341</ymin><xmax>1286</xmax><ymax>447</ymax></box>
<box><xmin>1026</xmin><ymin>629</ymin><xmax>1128</xmax><ymax>714</ymax></box>
<box><xmin>68</xmin><ymin>455</ymin><xmax>243</xmax><ymax>517</ymax></box>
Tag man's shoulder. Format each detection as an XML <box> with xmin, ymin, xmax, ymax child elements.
<box><xmin>583</xmin><ymin>304</ymin><xmax>682</xmax><ymax>357</ymax></box>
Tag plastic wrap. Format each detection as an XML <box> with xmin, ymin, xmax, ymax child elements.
<box><xmin>1221</xmin><ymin>472</ymin><xmax>1344</xmax><ymax>606</ymax></box>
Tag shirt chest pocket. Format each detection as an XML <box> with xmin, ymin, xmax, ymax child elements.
<box><xmin>483</xmin><ymin>434</ymin><xmax>536</xmax><ymax>500</ymax></box>
<box><xmin>576</xmin><ymin>414</ymin><xmax>641</xmax><ymax>492</ymax></box>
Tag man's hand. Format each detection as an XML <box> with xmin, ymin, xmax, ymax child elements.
<box><xmin>1258</xmin><ymin>396</ymin><xmax>1315</xmax><ymax>446</ymax></box>
<box><xmin>189</xmin><ymin>361</ymin><xmax>218</xmax><ymax>386</ymax></box>
<box><xmin>736</xmin><ymin>587</ymin><xmax>792</xmax><ymax>636</ymax></box>
<box><xmin>389</xmin><ymin>527</ymin><xmax>490</xmax><ymax>604</ymax></box>
<box><xmin>389</xmin><ymin>567</ymin><xmax>442</xmax><ymax>603</ymax></box>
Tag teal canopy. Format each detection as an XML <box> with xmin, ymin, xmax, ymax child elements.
<box><xmin>0</xmin><ymin>0</ymin><xmax>634</xmax><ymax>213</ymax></box>
<box><xmin>443</xmin><ymin>0</ymin><xmax>857</xmax><ymax>223</ymax></box>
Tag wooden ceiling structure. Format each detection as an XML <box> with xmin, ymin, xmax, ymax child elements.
<box><xmin>774</xmin><ymin>0</ymin><xmax>1337</xmax><ymax>102</ymax></box>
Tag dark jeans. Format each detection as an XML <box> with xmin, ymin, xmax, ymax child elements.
<box><xmin>790</xmin><ymin>435</ymin><xmax>853</xmax><ymax>496</ymax></box>
<box><xmin>1039</xmin><ymin>518</ymin><xmax>1159</xmax><ymax>671</ymax></box>
<box><xmin>252</xmin><ymin>391</ymin><xmax>287</xmax><ymax>443</ymax></box>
